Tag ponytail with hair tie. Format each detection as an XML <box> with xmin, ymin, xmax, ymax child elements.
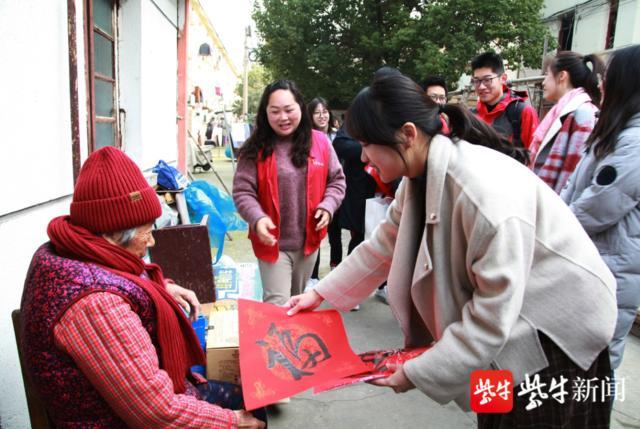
<box><xmin>583</xmin><ymin>55</ymin><xmax>594</xmax><ymax>72</ymax></box>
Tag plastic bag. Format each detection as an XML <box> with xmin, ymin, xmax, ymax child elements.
<box><xmin>153</xmin><ymin>160</ymin><xmax>190</xmax><ymax>190</ymax></box>
<box><xmin>189</xmin><ymin>181</ymin><xmax>247</xmax><ymax>232</ymax></box>
<box><xmin>184</xmin><ymin>180</ymin><xmax>247</xmax><ymax>262</ymax></box>
<box><xmin>154</xmin><ymin>194</ymin><xmax>180</xmax><ymax>229</ymax></box>
<box><xmin>364</xmin><ymin>196</ymin><xmax>392</xmax><ymax>240</ymax></box>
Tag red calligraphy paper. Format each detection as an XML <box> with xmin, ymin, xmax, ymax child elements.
<box><xmin>238</xmin><ymin>299</ymin><xmax>369</xmax><ymax>410</ymax></box>
<box><xmin>313</xmin><ymin>347</ymin><xmax>429</xmax><ymax>393</ymax></box>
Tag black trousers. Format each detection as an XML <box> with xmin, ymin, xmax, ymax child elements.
<box><xmin>477</xmin><ymin>332</ymin><xmax>612</xmax><ymax>429</ymax></box>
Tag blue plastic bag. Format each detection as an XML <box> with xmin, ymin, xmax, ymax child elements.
<box><xmin>189</xmin><ymin>181</ymin><xmax>247</xmax><ymax>232</ymax></box>
<box><xmin>183</xmin><ymin>180</ymin><xmax>247</xmax><ymax>263</ymax></box>
<box><xmin>153</xmin><ymin>160</ymin><xmax>190</xmax><ymax>190</ymax></box>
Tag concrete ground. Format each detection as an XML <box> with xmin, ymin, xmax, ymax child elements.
<box><xmin>193</xmin><ymin>152</ymin><xmax>640</xmax><ymax>429</ymax></box>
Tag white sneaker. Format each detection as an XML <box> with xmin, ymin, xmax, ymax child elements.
<box><xmin>304</xmin><ymin>278</ymin><xmax>319</xmax><ymax>293</ymax></box>
<box><xmin>350</xmin><ymin>304</ymin><xmax>360</xmax><ymax>311</ymax></box>
<box><xmin>375</xmin><ymin>286</ymin><xmax>388</xmax><ymax>304</ymax></box>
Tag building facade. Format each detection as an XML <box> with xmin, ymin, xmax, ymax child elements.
<box><xmin>0</xmin><ymin>0</ymin><xmax>237</xmax><ymax>426</ymax></box>
<box><xmin>544</xmin><ymin>0</ymin><xmax>640</xmax><ymax>55</ymax></box>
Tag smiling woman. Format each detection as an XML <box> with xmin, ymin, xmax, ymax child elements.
<box><xmin>233</xmin><ymin>80</ymin><xmax>346</xmax><ymax>305</ymax></box>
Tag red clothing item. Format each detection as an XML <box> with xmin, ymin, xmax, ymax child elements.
<box><xmin>249</xmin><ymin>129</ymin><xmax>345</xmax><ymax>262</ymax></box>
<box><xmin>54</xmin><ymin>292</ymin><xmax>238</xmax><ymax>429</ymax></box>
<box><xmin>474</xmin><ymin>86</ymin><xmax>539</xmax><ymax>149</ymax></box>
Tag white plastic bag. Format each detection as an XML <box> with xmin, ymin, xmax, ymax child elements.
<box><xmin>364</xmin><ymin>196</ymin><xmax>392</xmax><ymax>240</ymax></box>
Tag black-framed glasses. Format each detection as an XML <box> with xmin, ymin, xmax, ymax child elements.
<box><xmin>313</xmin><ymin>110</ymin><xmax>329</xmax><ymax>117</ymax></box>
<box><xmin>471</xmin><ymin>75</ymin><xmax>499</xmax><ymax>87</ymax></box>
<box><xmin>428</xmin><ymin>94</ymin><xmax>447</xmax><ymax>103</ymax></box>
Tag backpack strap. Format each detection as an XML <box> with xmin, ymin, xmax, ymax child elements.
<box><xmin>505</xmin><ymin>97</ymin><xmax>526</xmax><ymax>149</ymax></box>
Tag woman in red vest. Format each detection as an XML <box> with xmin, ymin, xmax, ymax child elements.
<box><xmin>233</xmin><ymin>80</ymin><xmax>345</xmax><ymax>305</ymax></box>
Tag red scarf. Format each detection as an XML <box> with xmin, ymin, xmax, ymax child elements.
<box><xmin>47</xmin><ymin>215</ymin><xmax>205</xmax><ymax>393</ymax></box>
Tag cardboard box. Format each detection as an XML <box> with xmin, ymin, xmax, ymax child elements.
<box><xmin>202</xmin><ymin>300</ymin><xmax>240</xmax><ymax>383</ymax></box>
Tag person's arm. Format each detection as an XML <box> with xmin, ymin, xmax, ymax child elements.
<box><xmin>316</xmin><ymin>142</ymin><xmax>346</xmax><ymax>217</ymax></box>
<box><xmin>565</xmin><ymin>134</ymin><xmax>640</xmax><ymax>235</ymax></box>
<box><xmin>403</xmin><ymin>214</ymin><xmax>535</xmax><ymax>405</ymax></box>
<box><xmin>54</xmin><ymin>292</ymin><xmax>238</xmax><ymax>429</ymax></box>
<box><xmin>232</xmin><ymin>156</ymin><xmax>268</xmax><ymax>230</ymax></box>
<box><xmin>312</xmin><ymin>177</ymin><xmax>406</xmax><ymax>311</ymax></box>
<box><xmin>520</xmin><ymin>104</ymin><xmax>540</xmax><ymax>149</ymax></box>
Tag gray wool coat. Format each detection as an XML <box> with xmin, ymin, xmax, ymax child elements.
<box><xmin>562</xmin><ymin>113</ymin><xmax>640</xmax><ymax>369</ymax></box>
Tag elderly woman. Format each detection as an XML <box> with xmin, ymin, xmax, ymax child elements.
<box><xmin>20</xmin><ymin>147</ymin><xmax>264</xmax><ymax>428</ymax></box>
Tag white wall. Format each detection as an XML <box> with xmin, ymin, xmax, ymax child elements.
<box><xmin>0</xmin><ymin>198</ymin><xmax>71</xmax><ymax>429</ymax></box>
<box><xmin>615</xmin><ymin>0</ymin><xmax>640</xmax><ymax>48</ymax></box>
<box><xmin>543</xmin><ymin>0</ymin><xmax>581</xmax><ymax>17</ymax></box>
<box><xmin>119</xmin><ymin>0</ymin><xmax>179</xmax><ymax>170</ymax></box>
<box><xmin>141</xmin><ymin>0</ymin><xmax>179</xmax><ymax>169</ymax></box>
<box><xmin>544</xmin><ymin>0</ymin><xmax>640</xmax><ymax>54</ymax></box>
<box><xmin>0</xmin><ymin>0</ymin><xmax>89</xmax><ymax>426</ymax></box>
<box><xmin>572</xmin><ymin>3</ymin><xmax>609</xmax><ymax>53</ymax></box>
<box><xmin>0</xmin><ymin>1</ymin><xmax>74</xmax><ymax>216</ymax></box>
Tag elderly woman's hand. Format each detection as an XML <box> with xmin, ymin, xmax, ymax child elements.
<box><xmin>234</xmin><ymin>410</ymin><xmax>265</xmax><ymax>429</ymax></box>
<box><xmin>165</xmin><ymin>282</ymin><xmax>201</xmax><ymax>321</ymax></box>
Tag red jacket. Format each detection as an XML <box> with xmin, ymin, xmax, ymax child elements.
<box><xmin>474</xmin><ymin>86</ymin><xmax>539</xmax><ymax>149</ymax></box>
<box><xmin>250</xmin><ymin>130</ymin><xmax>330</xmax><ymax>262</ymax></box>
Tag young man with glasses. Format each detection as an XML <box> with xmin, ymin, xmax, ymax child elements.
<box><xmin>421</xmin><ymin>76</ymin><xmax>448</xmax><ymax>105</ymax></box>
<box><xmin>471</xmin><ymin>52</ymin><xmax>539</xmax><ymax>150</ymax></box>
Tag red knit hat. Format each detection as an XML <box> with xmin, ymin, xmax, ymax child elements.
<box><xmin>70</xmin><ymin>147</ymin><xmax>162</xmax><ymax>233</ymax></box>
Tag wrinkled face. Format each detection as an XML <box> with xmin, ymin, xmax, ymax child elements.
<box><xmin>426</xmin><ymin>85</ymin><xmax>447</xmax><ymax>105</ymax></box>
<box><xmin>312</xmin><ymin>103</ymin><xmax>330</xmax><ymax>131</ymax></box>
<box><xmin>267</xmin><ymin>89</ymin><xmax>302</xmax><ymax>138</ymax></box>
<box><xmin>124</xmin><ymin>223</ymin><xmax>155</xmax><ymax>258</ymax></box>
<box><xmin>360</xmin><ymin>142</ymin><xmax>407</xmax><ymax>183</ymax></box>
<box><xmin>542</xmin><ymin>67</ymin><xmax>562</xmax><ymax>102</ymax></box>
<box><xmin>472</xmin><ymin>67</ymin><xmax>505</xmax><ymax>105</ymax></box>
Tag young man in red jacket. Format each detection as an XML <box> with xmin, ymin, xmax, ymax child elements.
<box><xmin>471</xmin><ymin>52</ymin><xmax>539</xmax><ymax>150</ymax></box>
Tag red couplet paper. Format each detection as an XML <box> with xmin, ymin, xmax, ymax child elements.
<box><xmin>238</xmin><ymin>299</ymin><xmax>369</xmax><ymax>410</ymax></box>
<box><xmin>313</xmin><ymin>347</ymin><xmax>429</xmax><ymax>393</ymax></box>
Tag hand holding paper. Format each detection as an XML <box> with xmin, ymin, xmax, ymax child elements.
<box><xmin>285</xmin><ymin>290</ymin><xmax>324</xmax><ymax>316</ymax></box>
<box><xmin>369</xmin><ymin>363</ymin><xmax>416</xmax><ymax>393</ymax></box>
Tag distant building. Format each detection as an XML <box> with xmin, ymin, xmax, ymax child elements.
<box><xmin>543</xmin><ymin>0</ymin><xmax>640</xmax><ymax>55</ymax></box>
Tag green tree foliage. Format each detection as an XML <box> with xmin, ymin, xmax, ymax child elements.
<box><xmin>233</xmin><ymin>65</ymin><xmax>272</xmax><ymax>122</ymax></box>
<box><xmin>253</xmin><ymin>0</ymin><xmax>551</xmax><ymax>107</ymax></box>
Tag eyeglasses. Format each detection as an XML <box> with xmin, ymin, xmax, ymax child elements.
<box><xmin>428</xmin><ymin>94</ymin><xmax>447</xmax><ymax>103</ymax></box>
<box><xmin>313</xmin><ymin>110</ymin><xmax>329</xmax><ymax>117</ymax></box>
<box><xmin>471</xmin><ymin>75</ymin><xmax>499</xmax><ymax>87</ymax></box>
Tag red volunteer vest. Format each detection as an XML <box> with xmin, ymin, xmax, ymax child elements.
<box><xmin>250</xmin><ymin>129</ymin><xmax>330</xmax><ymax>263</ymax></box>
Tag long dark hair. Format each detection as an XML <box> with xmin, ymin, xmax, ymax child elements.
<box><xmin>587</xmin><ymin>44</ymin><xmax>640</xmax><ymax>159</ymax></box>
<box><xmin>346</xmin><ymin>70</ymin><xmax>528</xmax><ymax>164</ymax></box>
<box><xmin>546</xmin><ymin>51</ymin><xmax>604</xmax><ymax>106</ymax></box>
<box><xmin>307</xmin><ymin>97</ymin><xmax>333</xmax><ymax>132</ymax></box>
<box><xmin>239</xmin><ymin>79</ymin><xmax>312</xmax><ymax>168</ymax></box>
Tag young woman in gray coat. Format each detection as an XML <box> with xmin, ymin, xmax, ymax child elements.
<box><xmin>562</xmin><ymin>44</ymin><xmax>640</xmax><ymax>370</ymax></box>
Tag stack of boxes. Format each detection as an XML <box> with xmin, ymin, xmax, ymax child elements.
<box><xmin>201</xmin><ymin>262</ymin><xmax>263</xmax><ymax>383</ymax></box>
